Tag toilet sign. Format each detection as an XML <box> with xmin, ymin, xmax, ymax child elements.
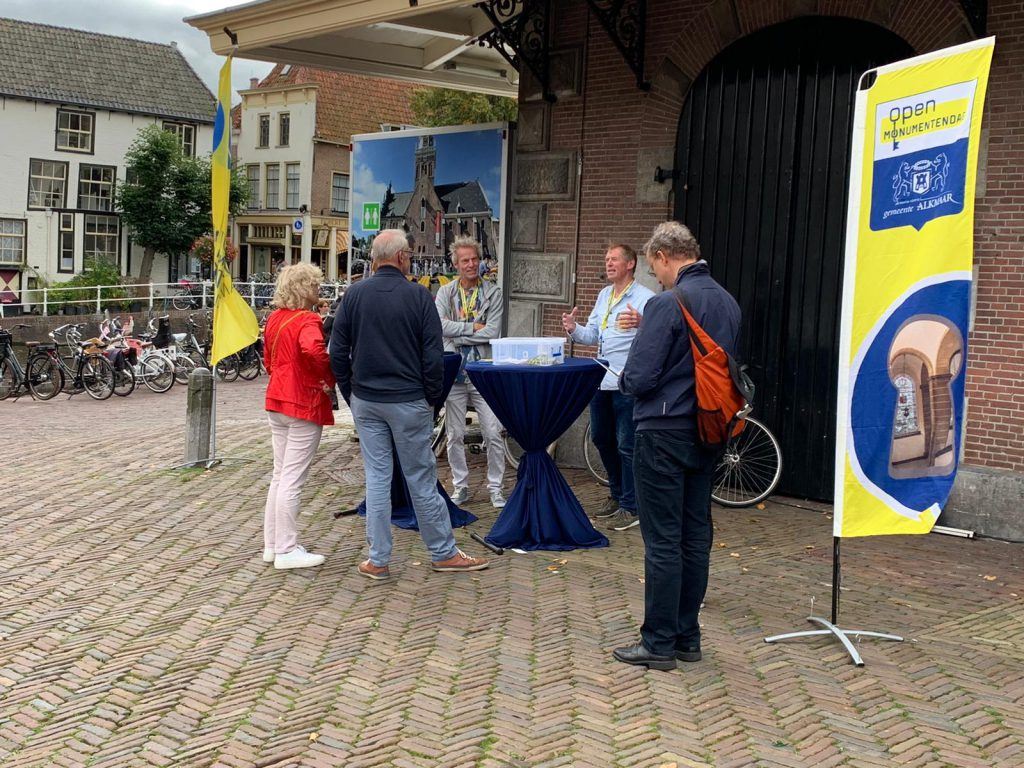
<box><xmin>361</xmin><ymin>202</ymin><xmax>380</xmax><ymax>232</ymax></box>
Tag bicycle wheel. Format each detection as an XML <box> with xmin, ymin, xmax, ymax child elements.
<box><xmin>112</xmin><ymin>364</ymin><xmax>136</xmax><ymax>397</ymax></box>
<box><xmin>172</xmin><ymin>291</ymin><xmax>192</xmax><ymax>311</ymax></box>
<box><xmin>0</xmin><ymin>359</ymin><xmax>16</xmax><ymax>399</ymax></box>
<box><xmin>142</xmin><ymin>356</ymin><xmax>174</xmax><ymax>393</ymax></box>
<box><xmin>173</xmin><ymin>354</ymin><xmax>197</xmax><ymax>385</ymax></box>
<box><xmin>215</xmin><ymin>354</ymin><xmax>240</xmax><ymax>382</ymax></box>
<box><xmin>81</xmin><ymin>355</ymin><xmax>115</xmax><ymax>400</ymax></box>
<box><xmin>25</xmin><ymin>355</ymin><xmax>63</xmax><ymax>401</ymax></box>
<box><xmin>582</xmin><ymin>423</ymin><xmax>610</xmax><ymax>487</ymax></box>
<box><xmin>711</xmin><ymin>417</ymin><xmax>783</xmax><ymax>508</ymax></box>
<box><xmin>238</xmin><ymin>350</ymin><xmax>260</xmax><ymax>380</ymax></box>
<box><xmin>503</xmin><ymin>430</ymin><xmax>524</xmax><ymax>470</ymax></box>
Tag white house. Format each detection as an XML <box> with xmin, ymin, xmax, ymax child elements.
<box><xmin>0</xmin><ymin>18</ymin><xmax>216</xmax><ymax>310</ymax></box>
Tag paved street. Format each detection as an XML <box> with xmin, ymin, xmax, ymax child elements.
<box><xmin>0</xmin><ymin>381</ymin><xmax>1022</xmax><ymax>768</ymax></box>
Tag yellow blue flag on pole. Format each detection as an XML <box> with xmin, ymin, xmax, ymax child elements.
<box><xmin>834</xmin><ymin>38</ymin><xmax>994</xmax><ymax>538</ymax></box>
<box><xmin>210</xmin><ymin>55</ymin><xmax>259</xmax><ymax>366</ymax></box>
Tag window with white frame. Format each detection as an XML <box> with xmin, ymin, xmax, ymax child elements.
<box><xmin>28</xmin><ymin>159</ymin><xmax>68</xmax><ymax>208</ymax></box>
<box><xmin>59</xmin><ymin>213</ymin><xmax>75</xmax><ymax>273</ymax></box>
<box><xmin>258</xmin><ymin>114</ymin><xmax>270</xmax><ymax>148</ymax></box>
<box><xmin>246</xmin><ymin>165</ymin><xmax>261</xmax><ymax>209</ymax></box>
<box><xmin>265</xmin><ymin>164</ymin><xmax>280</xmax><ymax>209</ymax></box>
<box><xmin>279</xmin><ymin>113</ymin><xmax>290</xmax><ymax>146</ymax></box>
<box><xmin>164</xmin><ymin>122</ymin><xmax>196</xmax><ymax>157</ymax></box>
<box><xmin>285</xmin><ymin>163</ymin><xmax>300</xmax><ymax>209</ymax></box>
<box><xmin>0</xmin><ymin>219</ymin><xmax>26</xmax><ymax>266</ymax></box>
<box><xmin>331</xmin><ymin>173</ymin><xmax>349</xmax><ymax>214</ymax></box>
<box><xmin>56</xmin><ymin>109</ymin><xmax>94</xmax><ymax>152</ymax></box>
<box><xmin>83</xmin><ymin>214</ymin><xmax>119</xmax><ymax>265</ymax></box>
<box><xmin>78</xmin><ymin>164</ymin><xmax>116</xmax><ymax>211</ymax></box>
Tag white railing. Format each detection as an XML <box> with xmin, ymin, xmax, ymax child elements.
<box><xmin>15</xmin><ymin>278</ymin><xmax>348</xmax><ymax>316</ymax></box>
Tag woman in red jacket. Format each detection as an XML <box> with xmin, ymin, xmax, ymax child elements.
<box><xmin>262</xmin><ymin>264</ymin><xmax>335</xmax><ymax>570</ymax></box>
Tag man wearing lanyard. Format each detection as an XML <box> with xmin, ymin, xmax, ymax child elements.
<box><xmin>561</xmin><ymin>244</ymin><xmax>655</xmax><ymax>531</ymax></box>
<box><xmin>435</xmin><ymin>236</ymin><xmax>506</xmax><ymax>508</ymax></box>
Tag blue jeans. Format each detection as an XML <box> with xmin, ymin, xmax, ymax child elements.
<box><xmin>633</xmin><ymin>429</ymin><xmax>717</xmax><ymax>655</ymax></box>
<box><xmin>350</xmin><ymin>396</ymin><xmax>459</xmax><ymax>566</ymax></box>
<box><xmin>589</xmin><ymin>390</ymin><xmax>637</xmax><ymax>512</ymax></box>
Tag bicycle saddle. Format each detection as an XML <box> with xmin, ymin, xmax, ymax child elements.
<box><xmin>26</xmin><ymin>341</ymin><xmax>57</xmax><ymax>350</ymax></box>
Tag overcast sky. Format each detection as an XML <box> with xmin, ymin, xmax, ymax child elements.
<box><xmin>3</xmin><ymin>0</ymin><xmax>274</xmax><ymax>100</ymax></box>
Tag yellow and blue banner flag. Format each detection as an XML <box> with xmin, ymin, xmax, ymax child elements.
<box><xmin>210</xmin><ymin>55</ymin><xmax>259</xmax><ymax>366</ymax></box>
<box><xmin>834</xmin><ymin>38</ymin><xmax>994</xmax><ymax>538</ymax></box>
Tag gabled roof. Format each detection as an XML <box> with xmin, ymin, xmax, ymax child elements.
<box><xmin>383</xmin><ymin>191</ymin><xmax>414</xmax><ymax>219</ymax></box>
<box><xmin>0</xmin><ymin>17</ymin><xmax>215</xmax><ymax>122</ymax></box>
<box><xmin>438</xmin><ymin>181</ymin><xmax>489</xmax><ymax>215</ymax></box>
<box><xmin>252</xmin><ymin>64</ymin><xmax>417</xmax><ymax>144</ymax></box>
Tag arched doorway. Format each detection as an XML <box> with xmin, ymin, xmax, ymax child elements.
<box><xmin>673</xmin><ymin>17</ymin><xmax>913</xmax><ymax>500</ymax></box>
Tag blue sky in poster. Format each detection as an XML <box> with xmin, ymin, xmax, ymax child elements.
<box><xmin>351</xmin><ymin>128</ymin><xmax>504</xmax><ymax>238</ymax></box>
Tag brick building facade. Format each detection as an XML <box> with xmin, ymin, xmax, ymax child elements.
<box><xmin>503</xmin><ymin>0</ymin><xmax>1022</xmax><ymax>535</ymax></box>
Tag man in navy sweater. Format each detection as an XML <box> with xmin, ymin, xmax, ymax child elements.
<box><xmin>330</xmin><ymin>229</ymin><xmax>488</xmax><ymax>579</ymax></box>
<box><xmin>613</xmin><ymin>222</ymin><xmax>741</xmax><ymax>671</ymax></box>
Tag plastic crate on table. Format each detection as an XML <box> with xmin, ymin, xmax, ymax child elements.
<box><xmin>490</xmin><ymin>337</ymin><xmax>565</xmax><ymax>366</ymax></box>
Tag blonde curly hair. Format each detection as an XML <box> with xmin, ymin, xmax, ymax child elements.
<box><xmin>272</xmin><ymin>263</ymin><xmax>323</xmax><ymax>310</ymax></box>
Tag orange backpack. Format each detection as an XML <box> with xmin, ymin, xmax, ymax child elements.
<box><xmin>674</xmin><ymin>291</ymin><xmax>754</xmax><ymax>449</ymax></box>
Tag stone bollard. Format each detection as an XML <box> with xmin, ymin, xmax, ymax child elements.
<box><xmin>185</xmin><ymin>368</ymin><xmax>213</xmax><ymax>464</ymax></box>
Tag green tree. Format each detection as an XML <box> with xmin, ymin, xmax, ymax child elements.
<box><xmin>409</xmin><ymin>88</ymin><xmax>517</xmax><ymax>127</ymax></box>
<box><xmin>116</xmin><ymin>124</ymin><xmax>248</xmax><ymax>284</ymax></box>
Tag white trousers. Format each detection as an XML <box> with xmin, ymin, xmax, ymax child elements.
<box><xmin>264</xmin><ymin>411</ymin><xmax>323</xmax><ymax>553</ymax></box>
<box><xmin>444</xmin><ymin>380</ymin><xmax>505</xmax><ymax>492</ymax></box>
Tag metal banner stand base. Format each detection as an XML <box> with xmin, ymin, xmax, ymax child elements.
<box><xmin>764</xmin><ymin>616</ymin><xmax>903</xmax><ymax>667</ymax></box>
<box><xmin>764</xmin><ymin>537</ymin><xmax>904</xmax><ymax>666</ymax></box>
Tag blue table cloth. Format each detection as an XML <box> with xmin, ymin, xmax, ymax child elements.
<box><xmin>357</xmin><ymin>353</ymin><xmax>477</xmax><ymax>530</ymax></box>
<box><xmin>466</xmin><ymin>358</ymin><xmax>608</xmax><ymax>551</ymax></box>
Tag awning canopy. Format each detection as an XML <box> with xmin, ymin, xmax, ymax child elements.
<box><xmin>185</xmin><ymin>0</ymin><xmax>518</xmax><ymax>97</ymax></box>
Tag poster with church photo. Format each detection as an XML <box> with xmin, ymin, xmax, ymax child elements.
<box><xmin>350</xmin><ymin>123</ymin><xmax>509</xmax><ymax>286</ymax></box>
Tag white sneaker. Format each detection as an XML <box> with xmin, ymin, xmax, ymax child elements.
<box><xmin>451</xmin><ymin>487</ymin><xmax>470</xmax><ymax>505</ymax></box>
<box><xmin>262</xmin><ymin>548</ymin><xmax>275</xmax><ymax>563</ymax></box>
<box><xmin>489</xmin><ymin>490</ymin><xmax>506</xmax><ymax>508</ymax></box>
<box><xmin>273</xmin><ymin>545</ymin><xmax>325</xmax><ymax>570</ymax></box>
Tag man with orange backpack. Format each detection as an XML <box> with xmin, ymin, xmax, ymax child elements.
<box><xmin>613</xmin><ymin>221</ymin><xmax>742</xmax><ymax>672</ymax></box>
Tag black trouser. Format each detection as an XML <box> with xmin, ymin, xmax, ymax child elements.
<box><xmin>633</xmin><ymin>428</ymin><xmax>717</xmax><ymax>656</ymax></box>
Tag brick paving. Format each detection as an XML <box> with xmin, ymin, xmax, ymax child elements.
<box><xmin>0</xmin><ymin>381</ymin><xmax>1022</xmax><ymax>768</ymax></box>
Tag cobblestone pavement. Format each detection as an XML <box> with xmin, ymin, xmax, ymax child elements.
<box><xmin>1</xmin><ymin>381</ymin><xmax>1022</xmax><ymax>768</ymax></box>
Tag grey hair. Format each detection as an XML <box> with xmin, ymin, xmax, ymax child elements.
<box><xmin>643</xmin><ymin>221</ymin><xmax>701</xmax><ymax>262</ymax></box>
<box><xmin>371</xmin><ymin>229</ymin><xmax>408</xmax><ymax>268</ymax></box>
<box><xmin>449</xmin><ymin>235</ymin><xmax>482</xmax><ymax>261</ymax></box>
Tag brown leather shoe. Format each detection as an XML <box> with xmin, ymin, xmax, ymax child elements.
<box><xmin>431</xmin><ymin>549</ymin><xmax>489</xmax><ymax>572</ymax></box>
<box><xmin>357</xmin><ymin>560</ymin><xmax>390</xmax><ymax>580</ymax></box>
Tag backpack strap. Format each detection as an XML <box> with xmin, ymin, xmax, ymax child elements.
<box><xmin>672</xmin><ymin>287</ymin><xmax>710</xmax><ymax>358</ymax></box>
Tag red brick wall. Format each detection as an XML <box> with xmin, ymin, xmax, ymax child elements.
<box><xmin>964</xmin><ymin>0</ymin><xmax>1024</xmax><ymax>471</ymax></box>
<box><xmin>527</xmin><ymin>0</ymin><xmax>1023</xmax><ymax>474</ymax></box>
<box><xmin>311</xmin><ymin>142</ymin><xmax>348</xmax><ymax>217</ymax></box>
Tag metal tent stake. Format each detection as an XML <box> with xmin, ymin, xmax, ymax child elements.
<box><xmin>764</xmin><ymin>537</ymin><xmax>903</xmax><ymax>666</ymax></box>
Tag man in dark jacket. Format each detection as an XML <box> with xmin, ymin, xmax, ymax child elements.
<box><xmin>330</xmin><ymin>229</ymin><xmax>488</xmax><ymax>579</ymax></box>
<box><xmin>613</xmin><ymin>221</ymin><xmax>741</xmax><ymax>671</ymax></box>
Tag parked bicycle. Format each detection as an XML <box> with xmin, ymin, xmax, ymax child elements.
<box><xmin>169</xmin><ymin>276</ymin><xmax>208</xmax><ymax>311</ymax></box>
<box><xmin>96</xmin><ymin>318</ymin><xmax>175</xmax><ymax>395</ymax></box>
<box><xmin>580</xmin><ymin>416</ymin><xmax>782</xmax><ymax>507</ymax></box>
<box><xmin>0</xmin><ymin>323</ymin><xmax>62</xmax><ymax>401</ymax></box>
<box><xmin>178</xmin><ymin>313</ymin><xmax>240</xmax><ymax>381</ymax></box>
<box><xmin>31</xmin><ymin>323</ymin><xmax>115</xmax><ymax>400</ymax></box>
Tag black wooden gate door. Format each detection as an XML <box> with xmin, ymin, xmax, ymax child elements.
<box><xmin>674</xmin><ymin>17</ymin><xmax>913</xmax><ymax>500</ymax></box>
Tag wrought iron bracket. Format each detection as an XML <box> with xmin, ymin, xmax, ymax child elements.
<box><xmin>476</xmin><ymin>0</ymin><xmax>555</xmax><ymax>102</ymax></box>
<box><xmin>584</xmin><ymin>0</ymin><xmax>650</xmax><ymax>91</ymax></box>
<box><xmin>958</xmin><ymin>0</ymin><xmax>986</xmax><ymax>37</ymax></box>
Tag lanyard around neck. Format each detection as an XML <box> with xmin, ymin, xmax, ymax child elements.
<box><xmin>600</xmin><ymin>280</ymin><xmax>634</xmax><ymax>331</ymax></box>
<box><xmin>458</xmin><ymin>282</ymin><xmax>480</xmax><ymax>320</ymax></box>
